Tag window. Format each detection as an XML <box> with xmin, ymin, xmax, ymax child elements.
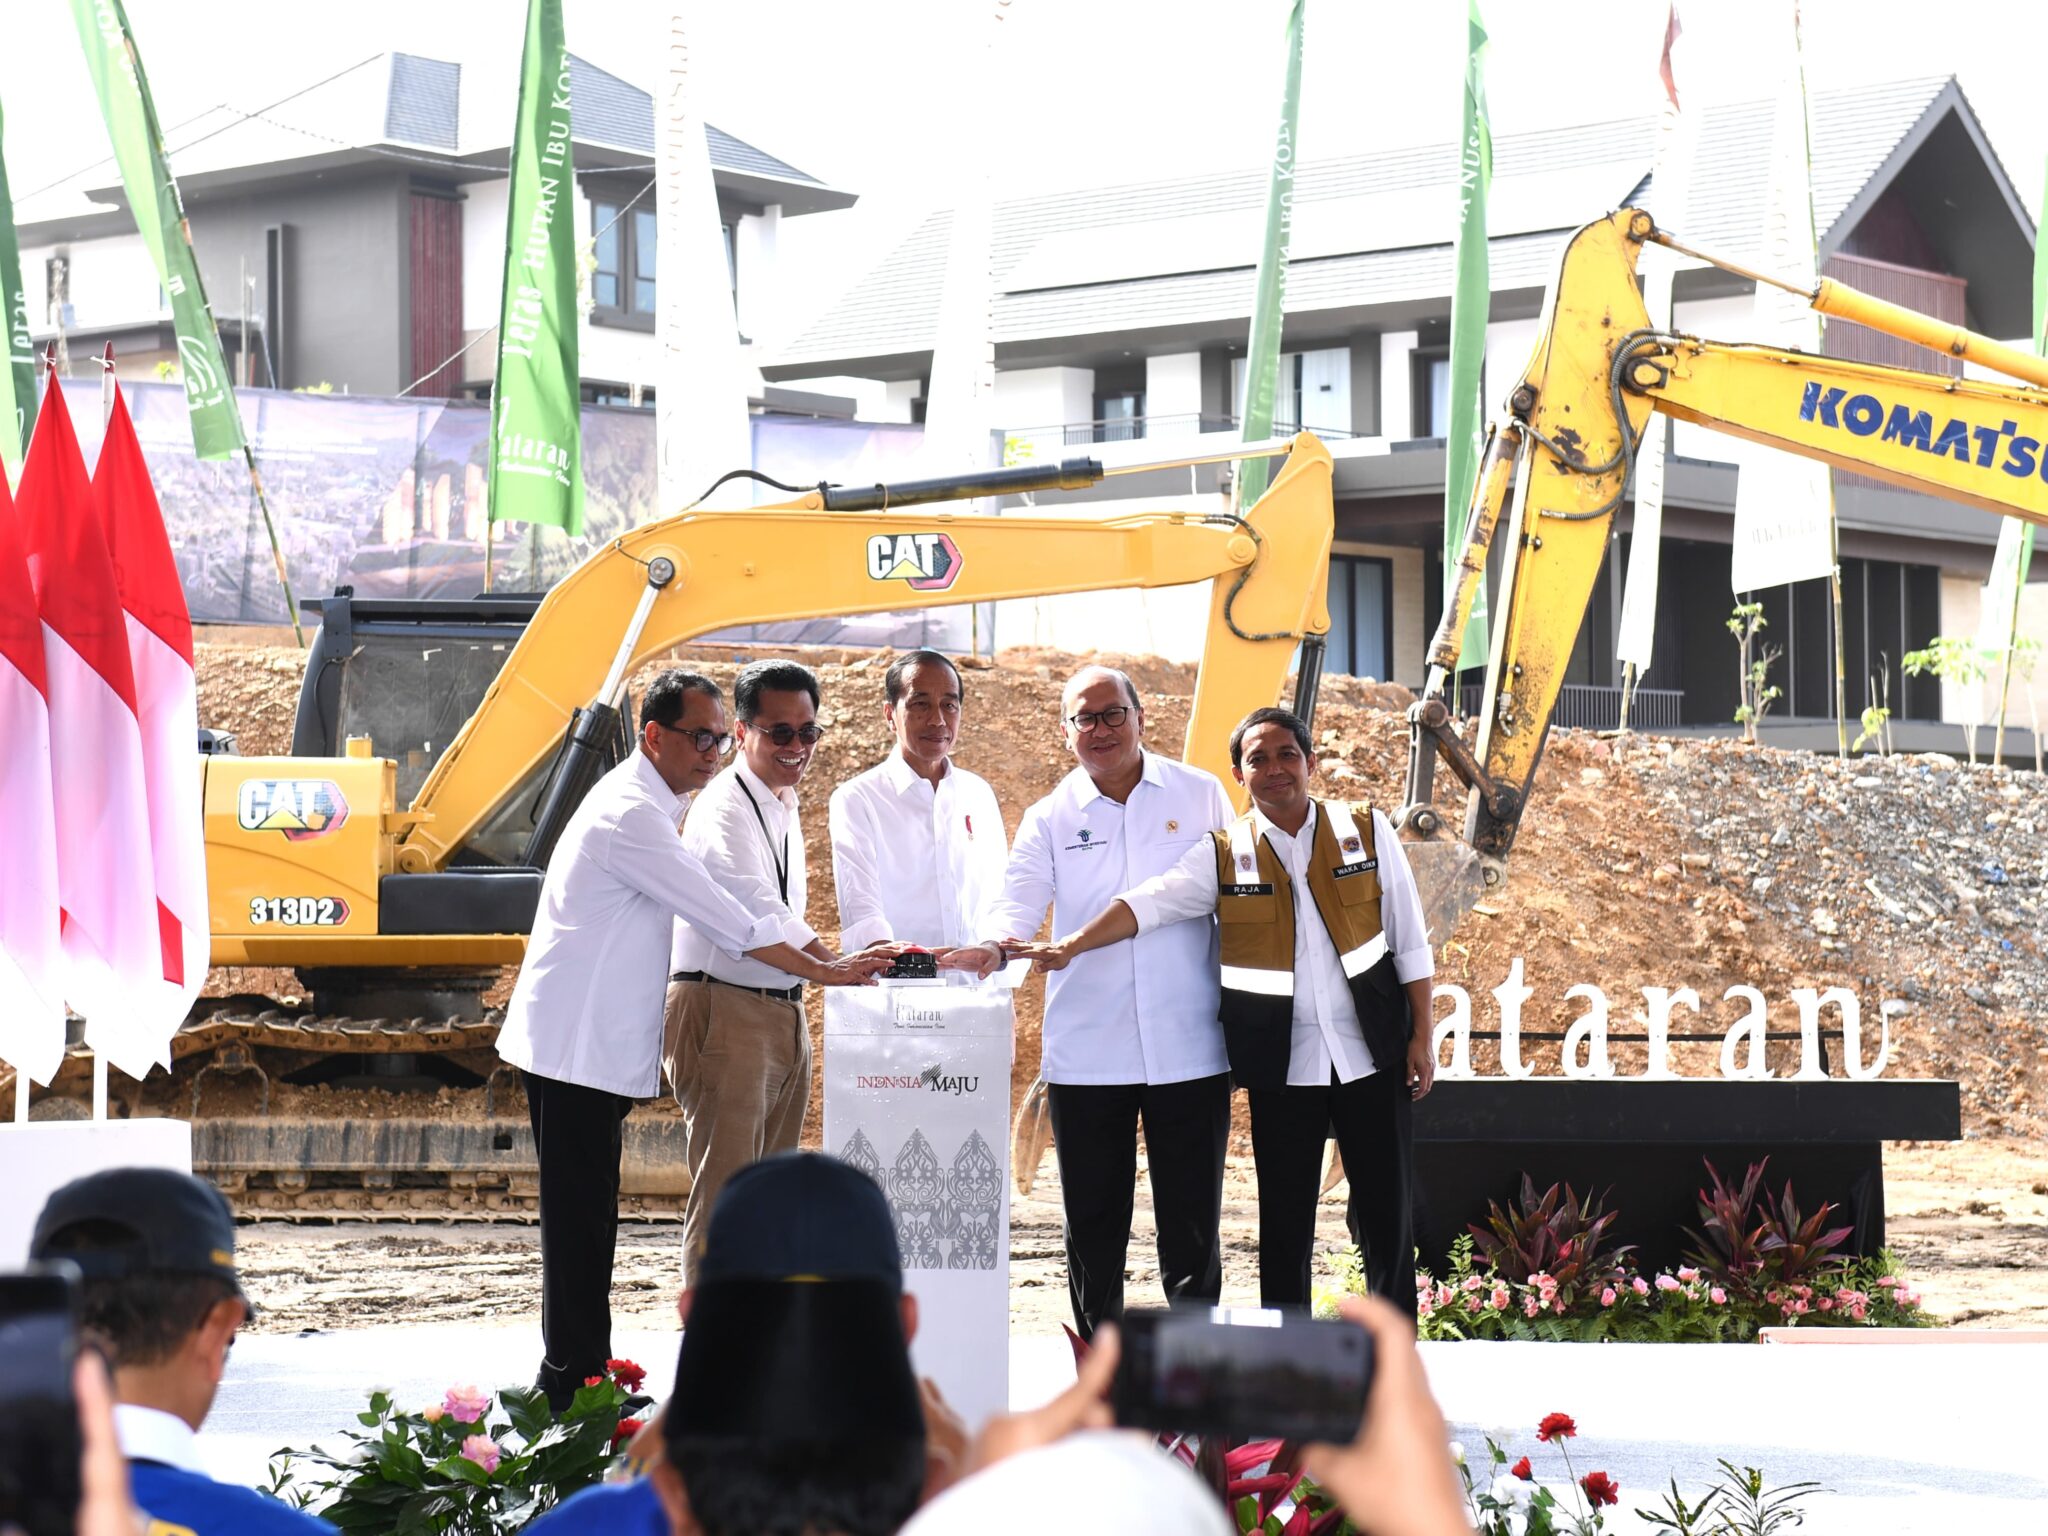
<box><xmin>590</xmin><ymin>195</ymin><xmax>655</xmax><ymax>324</ymax></box>
<box><xmin>1325</xmin><ymin>555</ymin><xmax>1394</xmax><ymax>682</ymax></box>
<box><xmin>1095</xmin><ymin>391</ymin><xmax>1143</xmax><ymax>441</ymax></box>
<box><xmin>1413</xmin><ymin>348</ymin><xmax>1451</xmax><ymax>438</ymax></box>
<box><xmin>581</xmin><ymin>383</ymin><xmax>654</xmax><ymax>411</ymax></box>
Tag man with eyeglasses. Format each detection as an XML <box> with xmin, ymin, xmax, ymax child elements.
<box><xmin>498</xmin><ymin>667</ymin><xmax>888</xmax><ymax>1408</ymax></box>
<box><xmin>829</xmin><ymin>649</ymin><xmax>1008</xmax><ymax>956</ymax></box>
<box><xmin>949</xmin><ymin>665</ymin><xmax>1234</xmax><ymax>1338</ymax></box>
<box><xmin>667</xmin><ymin>658</ymin><xmax>894</xmax><ymax>1284</ymax></box>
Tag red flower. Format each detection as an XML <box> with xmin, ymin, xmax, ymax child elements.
<box><xmin>606</xmin><ymin>1358</ymin><xmax>647</xmax><ymax>1392</ymax></box>
<box><xmin>1536</xmin><ymin>1412</ymin><xmax>1577</xmax><ymax>1443</ymax></box>
<box><xmin>1510</xmin><ymin>1457</ymin><xmax>1533</xmax><ymax>1481</ymax></box>
<box><xmin>583</xmin><ymin>1376</ymin><xmax>605</xmax><ymax>1389</ymax></box>
<box><xmin>611</xmin><ymin>1416</ymin><xmax>645</xmax><ymax>1448</ymax></box>
<box><xmin>1582</xmin><ymin>1471</ymin><xmax>1619</xmax><ymax>1507</ymax></box>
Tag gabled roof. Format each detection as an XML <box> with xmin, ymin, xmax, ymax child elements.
<box><xmin>771</xmin><ymin>74</ymin><xmax>2026</xmax><ymax>379</ymax></box>
<box><xmin>17</xmin><ymin>49</ymin><xmax>853</xmax><ymax>238</ymax></box>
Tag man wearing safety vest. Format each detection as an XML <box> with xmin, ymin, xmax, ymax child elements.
<box><xmin>1017</xmin><ymin>705</ymin><xmax>1435</xmax><ymax>1316</ymax></box>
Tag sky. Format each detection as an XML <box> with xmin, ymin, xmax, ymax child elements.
<box><xmin>3</xmin><ymin>0</ymin><xmax>2043</xmax><ymax>350</ymax></box>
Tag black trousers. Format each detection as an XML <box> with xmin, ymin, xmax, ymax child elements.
<box><xmin>1046</xmin><ymin>1071</ymin><xmax>1231</xmax><ymax>1339</ymax></box>
<box><xmin>523</xmin><ymin>1068</ymin><xmax>636</xmax><ymax>1408</ymax></box>
<box><xmin>1247</xmin><ymin>1065</ymin><xmax>1415</xmax><ymax>1317</ymax></box>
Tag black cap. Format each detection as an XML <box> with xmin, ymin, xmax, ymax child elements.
<box><xmin>668</xmin><ymin>1153</ymin><xmax>920</xmax><ymax>1444</ymax></box>
<box><xmin>29</xmin><ymin>1167</ymin><xmax>247</xmax><ymax>1303</ymax></box>
<box><xmin>696</xmin><ymin>1152</ymin><xmax>904</xmax><ymax>1294</ymax></box>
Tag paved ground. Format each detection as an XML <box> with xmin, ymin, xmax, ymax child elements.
<box><xmin>204</xmin><ymin>1324</ymin><xmax>2043</xmax><ymax>1534</ymax></box>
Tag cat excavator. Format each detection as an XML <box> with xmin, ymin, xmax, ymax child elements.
<box><xmin>18</xmin><ymin>205</ymin><xmax>2048</xmax><ymax>1215</ymax></box>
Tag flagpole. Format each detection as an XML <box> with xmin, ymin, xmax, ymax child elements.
<box><xmin>484</xmin><ymin>503</ymin><xmax>495</xmax><ymax>593</ymax></box>
<box><xmin>94</xmin><ymin>342</ymin><xmax>116</xmax><ymax>1123</ymax></box>
<box><xmin>1993</xmin><ymin>525</ymin><xmax>2033</xmax><ymax>767</ymax></box>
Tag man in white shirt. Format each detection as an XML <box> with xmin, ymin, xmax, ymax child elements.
<box><xmin>497</xmin><ymin>668</ymin><xmax>884</xmax><ymax>1405</ymax></box>
<box><xmin>951</xmin><ymin>665</ymin><xmax>1235</xmax><ymax>1338</ymax></box>
<box><xmin>829</xmin><ymin>649</ymin><xmax>1008</xmax><ymax>953</ymax></box>
<box><xmin>1019</xmin><ymin>706</ymin><xmax>1436</xmax><ymax>1316</ymax></box>
<box><xmin>667</xmin><ymin>659</ymin><xmax>888</xmax><ymax>1283</ymax></box>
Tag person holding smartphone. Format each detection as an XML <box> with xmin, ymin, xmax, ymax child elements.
<box><xmin>828</xmin><ymin>650</ymin><xmax>1009</xmax><ymax>967</ymax></box>
<box><xmin>665</xmin><ymin>660</ymin><xmax>898</xmax><ymax>1287</ymax></box>
<box><xmin>1018</xmin><ymin>706</ymin><xmax>1436</xmax><ymax>1317</ymax></box>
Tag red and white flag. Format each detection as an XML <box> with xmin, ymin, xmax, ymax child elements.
<box><xmin>15</xmin><ymin>374</ymin><xmax>162</xmax><ymax>1079</ymax></box>
<box><xmin>0</xmin><ymin>462</ymin><xmax>65</xmax><ymax>1085</ymax></box>
<box><xmin>96</xmin><ymin>384</ymin><xmax>207</xmax><ymax>1041</ymax></box>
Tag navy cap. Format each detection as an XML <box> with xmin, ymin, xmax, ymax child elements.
<box><xmin>696</xmin><ymin>1152</ymin><xmax>903</xmax><ymax>1294</ymax></box>
<box><xmin>29</xmin><ymin>1167</ymin><xmax>246</xmax><ymax>1302</ymax></box>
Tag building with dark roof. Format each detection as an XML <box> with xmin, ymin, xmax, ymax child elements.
<box><xmin>768</xmin><ymin>76</ymin><xmax>2041</xmax><ymax>745</ymax></box>
<box><xmin>16</xmin><ymin>49</ymin><xmax>854</xmax><ymax>409</ymax></box>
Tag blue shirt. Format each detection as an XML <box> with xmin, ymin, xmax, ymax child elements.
<box><xmin>131</xmin><ymin>1462</ymin><xmax>336</xmax><ymax>1536</ymax></box>
<box><xmin>525</xmin><ymin>1478</ymin><xmax>667</xmax><ymax>1534</ymax></box>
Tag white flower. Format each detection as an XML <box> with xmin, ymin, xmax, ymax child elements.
<box><xmin>1448</xmin><ymin>1440</ymin><xmax>1466</xmax><ymax>1466</ymax></box>
<box><xmin>1490</xmin><ymin>1475</ymin><xmax>1534</xmax><ymax>1508</ymax></box>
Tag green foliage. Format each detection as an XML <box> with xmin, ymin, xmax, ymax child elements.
<box><xmin>1853</xmin><ymin>703</ymin><xmax>1889</xmax><ymax>753</ymax></box>
<box><xmin>1469</xmin><ymin>1175</ymin><xmax>1635</xmax><ymax>1292</ymax></box>
<box><xmin>1904</xmin><ymin>636</ymin><xmax>1989</xmax><ymax>761</ymax></box>
<box><xmin>264</xmin><ymin>1365</ymin><xmax>651</xmax><ymax>1534</ymax></box>
<box><xmin>1727</xmin><ymin>605</ymin><xmax>1782</xmax><ymax>742</ymax></box>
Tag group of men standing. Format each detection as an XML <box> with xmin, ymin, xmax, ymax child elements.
<box><xmin>498</xmin><ymin>648</ymin><xmax>1435</xmax><ymax>1403</ymax></box>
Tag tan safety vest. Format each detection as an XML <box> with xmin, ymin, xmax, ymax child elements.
<box><xmin>1208</xmin><ymin>797</ymin><xmax>1408</xmax><ymax>1088</ymax></box>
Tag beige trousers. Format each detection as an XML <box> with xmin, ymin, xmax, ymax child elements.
<box><xmin>662</xmin><ymin>978</ymin><xmax>809</xmax><ymax>1284</ymax></box>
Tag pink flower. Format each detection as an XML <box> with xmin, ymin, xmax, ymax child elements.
<box><xmin>1817</xmin><ymin>1297</ymin><xmax>1834</xmax><ymax>1312</ymax></box>
<box><xmin>1677</xmin><ymin>1266</ymin><xmax>1699</xmax><ymax>1283</ymax></box>
<box><xmin>420</xmin><ymin>1405</ymin><xmax>445</xmax><ymax>1424</ymax></box>
<box><xmin>1436</xmin><ymin>1283</ymin><xmax>1455</xmax><ymax>1309</ymax></box>
<box><xmin>1655</xmin><ymin>1274</ymin><xmax>1681</xmax><ymax>1292</ymax></box>
<box><xmin>1462</xmin><ymin>1275</ymin><xmax>1484</xmax><ymax>1292</ymax></box>
<box><xmin>1464</xmin><ymin>1295</ymin><xmax>1482</xmax><ymax>1314</ymax></box>
<box><xmin>1790</xmin><ymin>1300</ymin><xmax>1809</xmax><ymax>1315</ymax></box>
<box><xmin>1876</xmin><ymin>1276</ymin><xmax>1898</xmax><ymax>1289</ymax></box>
<box><xmin>443</xmin><ymin>1385</ymin><xmax>490</xmax><ymax>1424</ymax></box>
<box><xmin>1552</xmin><ymin>1299</ymin><xmax>1567</xmax><ymax>1315</ymax></box>
<box><xmin>1489</xmin><ymin>1287</ymin><xmax>1510</xmax><ymax>1311</ymax></box>
<box><xmin>1710</xmin><ymin>1287</ymin><xmax>1728</xmax><ymax>1305</ymax></box>
<box><xmin>1631</xmin><ymin>1277</ymin><xmax>1649</xmax><ymax>1296</ymax></box>
<box><xmin>1849</xmin><ymin>1302</ymin><xmax>1869</xmax><ymax>1321</ymax></box>
<box><xmin>1523</xmin><ymin>1294</ymin><xmax>1542</xmax><ymax>1318</ymax></box>
<box><xmin>460</xmin><ymin>1434</ymin><xmax>501</xmax><ymax>1474</ymax></box>
<box><xmin>1531</xmin><ymin>1271</ymin><xmax>1558</xmax><ymax>1297</ymax></box>
<box><xmin>1600</xmin><ymin>1287</ymin><xmax>1617</xmax><ymax>1307</ymax></box>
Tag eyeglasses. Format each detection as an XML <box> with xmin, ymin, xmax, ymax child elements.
<box><xmin>1067</xmin><ymin>706</ymin><xmax>1134</xmax><ymax>732</ymax></box>
<box><xmin>656</xmin><ymin>722</ymin><xmax>734</xmax><ymax>755</ymax></box>
<box><xmin>751</xmin><ymin>722</ymin><xmax>827</xmax><ymax>747</ymax></box>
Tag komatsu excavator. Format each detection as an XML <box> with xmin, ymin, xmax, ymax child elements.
<box><xmin>18</xmin><ymin>205</ymin><xmax>2048</xmax><ymax>1216</ymax></box>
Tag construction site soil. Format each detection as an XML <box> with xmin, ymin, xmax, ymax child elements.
<box><xmin>187</xmin><ymin>638</ymin><xmax>2045</xmax><ymax>1329</ymax></box>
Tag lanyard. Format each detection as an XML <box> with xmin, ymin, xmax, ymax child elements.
<box><xmin>737</xmin><ymin>776</ymin><xmax>791</xmax><ymax>906</ymax></box>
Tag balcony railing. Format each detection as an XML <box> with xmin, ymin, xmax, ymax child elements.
<box><xmin>1458</xmin><ymin>682</ymin><xmax>1685</xmax><ymax>732</ymax></box>
<box><xmin>1003</xmin><ymin>413</ymin><xmax>1357</xmax><ymax>448</ymax></box>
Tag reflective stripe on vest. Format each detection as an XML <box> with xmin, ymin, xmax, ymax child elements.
<box><xmin>1226</xmin><ymin>817</ymin><xmax>1262</xmax><ymax>881</ymax></box>
<box><xmin>1221</xmin><ymin>963</ymin><xmax>1294</xmax><ymax>997</ymax></box>
<box><xmin>1340</xmin><ymin>931</ymin><xmax>1388</xmax><ymax>979</ymax></box>
<box><xmin>1325</xmin><ymin>801</ymin><xmax>1372</xmax><ymax>867</ymax></box>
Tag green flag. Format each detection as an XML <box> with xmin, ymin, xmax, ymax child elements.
<box><xmin>1443</xmin><ymin>0</ymin><xmax>1493</xmax><ymax>669</ymax></box>
<box><xmin>1980</xmin><ymin>156</ymin><xmax>2048</xmax><ymax>664</ymax></box>
<box><xmin>488</xmin><ymin>0</ymin><xmax>583</xmax><ymax>535</ymax></box>
<box><xmin>71</xmin><ymin>0</ymin><xmax>243</xmax><ymax>460</ymax></box>
<box><xmin>0</xmin><ymin>99</ymin><xmax>32</xmax><ymax>478</ymax></box>
<box><xmin>1234</xmin><ymin>0</ymin><xmax>1305</xmax><ymax>511</ymax></box>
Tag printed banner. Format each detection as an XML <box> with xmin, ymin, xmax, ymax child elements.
<box><xmin>1617</xmin><ymin>2</ymin><xmax>1697</xmax><ymax>671</ymax></box>
<box><xmin>70</xmin><ymin>0</ymin><xmax>244</xmax><ymax>462</ymax></box>
<box><xmin>1442</xmin><ymin>0</ymin><xmax>1492</xmax><ymax>667</ymax></box>
<box><xmin>0</xmin><ymin>96</ymin><xmax>32</xmax><ymax>477</ymax></box>
<box><xmin>823</xmin><ymin>981</ymin><xmax>1015</xmax><ymax>1431</ymax></box>
<box><xmin>1234</xmin><ymin>0</ymin><xmax>1305</xmax><ymax>511</ymax></box>
<box><xmin>488</xmin><ymin>0</ymin><xmax>583</xmax><ymax>533</ymax></box>
<box><xmin>1728</xmin><ymin>2</ymin><xmax>1834</xmax><ymax>594</ymax></box>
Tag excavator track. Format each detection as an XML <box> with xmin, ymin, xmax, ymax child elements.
<box><xmin>5</xmin><ymin>1006</ymin><xmax>693</xmax><ymax>1222</ymax></box>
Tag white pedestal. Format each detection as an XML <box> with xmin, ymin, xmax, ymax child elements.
<box><xmin>0</xmin><ymin>1118</ymin><xmax>194</xmax><ymax>1264</ymax></box>
<box><xmin>823</xmin><ymin>980</ymin><xmax>1014</xmax><ymax>1432</ymax></box>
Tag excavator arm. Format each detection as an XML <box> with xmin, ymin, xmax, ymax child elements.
<box><xmin>1402</xmin><ymin>207</ymin><xmax>2048</xmax><ymax>930</ymax></box>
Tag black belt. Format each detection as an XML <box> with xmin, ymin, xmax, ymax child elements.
<box><xmin>670</xmin><ymin>969</ymin><xmax>802</xmax><ymax>1002</ymax></box>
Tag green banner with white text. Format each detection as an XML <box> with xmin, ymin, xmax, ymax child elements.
<box><xmin>1235</xmin><ymin>0</ymin><xmax>1304</xmax><ymax>512</ymax></box>
<box><xmin>1443</xmin><ymin>0</ymin><xmax>1493</xmax><ymax>669</ymax></box>
<box><xmin>71</xmin><ymin>0</ymin><xmax>244</xmax><ymax>461</ymax></box>
<box><xmin>488</xmin><ymin>0</ymin><xmax>583</xmax><ymax>535</ymax></box>
<box><xmin>0</xmin><ymin>98</ymin><xmax>33</xmax><ymax>478</ymax></box>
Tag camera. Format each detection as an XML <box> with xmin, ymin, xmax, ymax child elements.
<box><xmin>0</xmin><ymin>1264</ymin><xmax>84</xmax><ymax>1536</ymax></box>
<box><xmin>1112</xmin><ymin>1306</ymin><xmax>1373</xmax><ymax>1443</ymax></box>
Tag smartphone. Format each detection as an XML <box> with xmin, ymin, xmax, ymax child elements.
<box><xmin>1112</xmin><ymin>1306</ymin><xmax>1373</xmax><ymax>1444</ymax></box>
<box><xmin>0</xmin><ymin>1265</ymin><xmax>84</xmax><ymax>1536</ymax></box>
<box><xmin>884</xmin><ymin>948</ymin><xmax>938</xmax><ymax>981</ymax></box>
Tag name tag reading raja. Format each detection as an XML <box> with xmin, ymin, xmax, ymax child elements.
<box><xmin>1221</xmin><ymin>882</ymin><xmax>1276</xmax><ymax>896</ymax></box>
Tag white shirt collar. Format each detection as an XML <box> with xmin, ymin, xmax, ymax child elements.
<box><xmin>1069</xmin><ymin>748</ymin><xmax>1163</xmax><ymax>808</ymax></box>
<box><xmin>883</xmin><ymin>750</ymin><xmax>950</xmax><ymax>794</ymax></box>
<box><xmin>1253</xmin><ymin>798</ymin><xmax>1317</xmax><ymax>847</ymax></box>
<box><xmin>631</xmin><ymin>747</ymin><xmax>686</xmax><ymax>813</ymax></box>
<box><xmin>114</xmin><ymin>1403</ymin><xmax>205</xmax><ymax>1473</ymax></box>
<box><xmin>734</xmin><ymin>755</ymin><xmax>799</xmax><ymax>811</ymax></box>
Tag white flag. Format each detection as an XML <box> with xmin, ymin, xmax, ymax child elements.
<box><xmin>1728</xmin><ymin>0</ymin><xmax>1834</xmax><ymax>595</ymax></box>
<box><xmin>1617</xmin><ymin>2</ymin><xmax>1697</xmax><ymax>670</ymax></box>
<box><xmin>657</xmin><ymin>6</ymin><xmax>755</xmax><ymax>514</ymax></box>
<box><xmin>1975</xmin><ymin>518</ymin><xmax>2035</xmax><ymax>658</ymax></box>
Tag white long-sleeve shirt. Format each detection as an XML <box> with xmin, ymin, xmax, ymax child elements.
<box><xmin>497</xmin><ymin>751</ymin><xmax>789</xmax><ymax>1098</ymax></box>
<box><xmin>671</xmin><ymin>758</ymin><xmax>817</xmax><ymax>988</ymax></box>
<box><xmin>982</xmin><ymin>752</ymin><xmax>1233</xmax><ymax>1085</ymax></box>
<box><xmin>1120</xmin><ymin>803</ymin><xmax>1434</xmax><ymax>1087</ymax></box>
<box><xmin>829</xmin><ymin>752</ymin><xmax>1009</xmax><ymax>951</ymax></box>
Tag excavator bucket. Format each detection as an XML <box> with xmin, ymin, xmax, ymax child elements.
<box><xmin>1402</xmin><ymin>836</ymin><xmax>1491</xmax><ymax>947</ymax></box>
